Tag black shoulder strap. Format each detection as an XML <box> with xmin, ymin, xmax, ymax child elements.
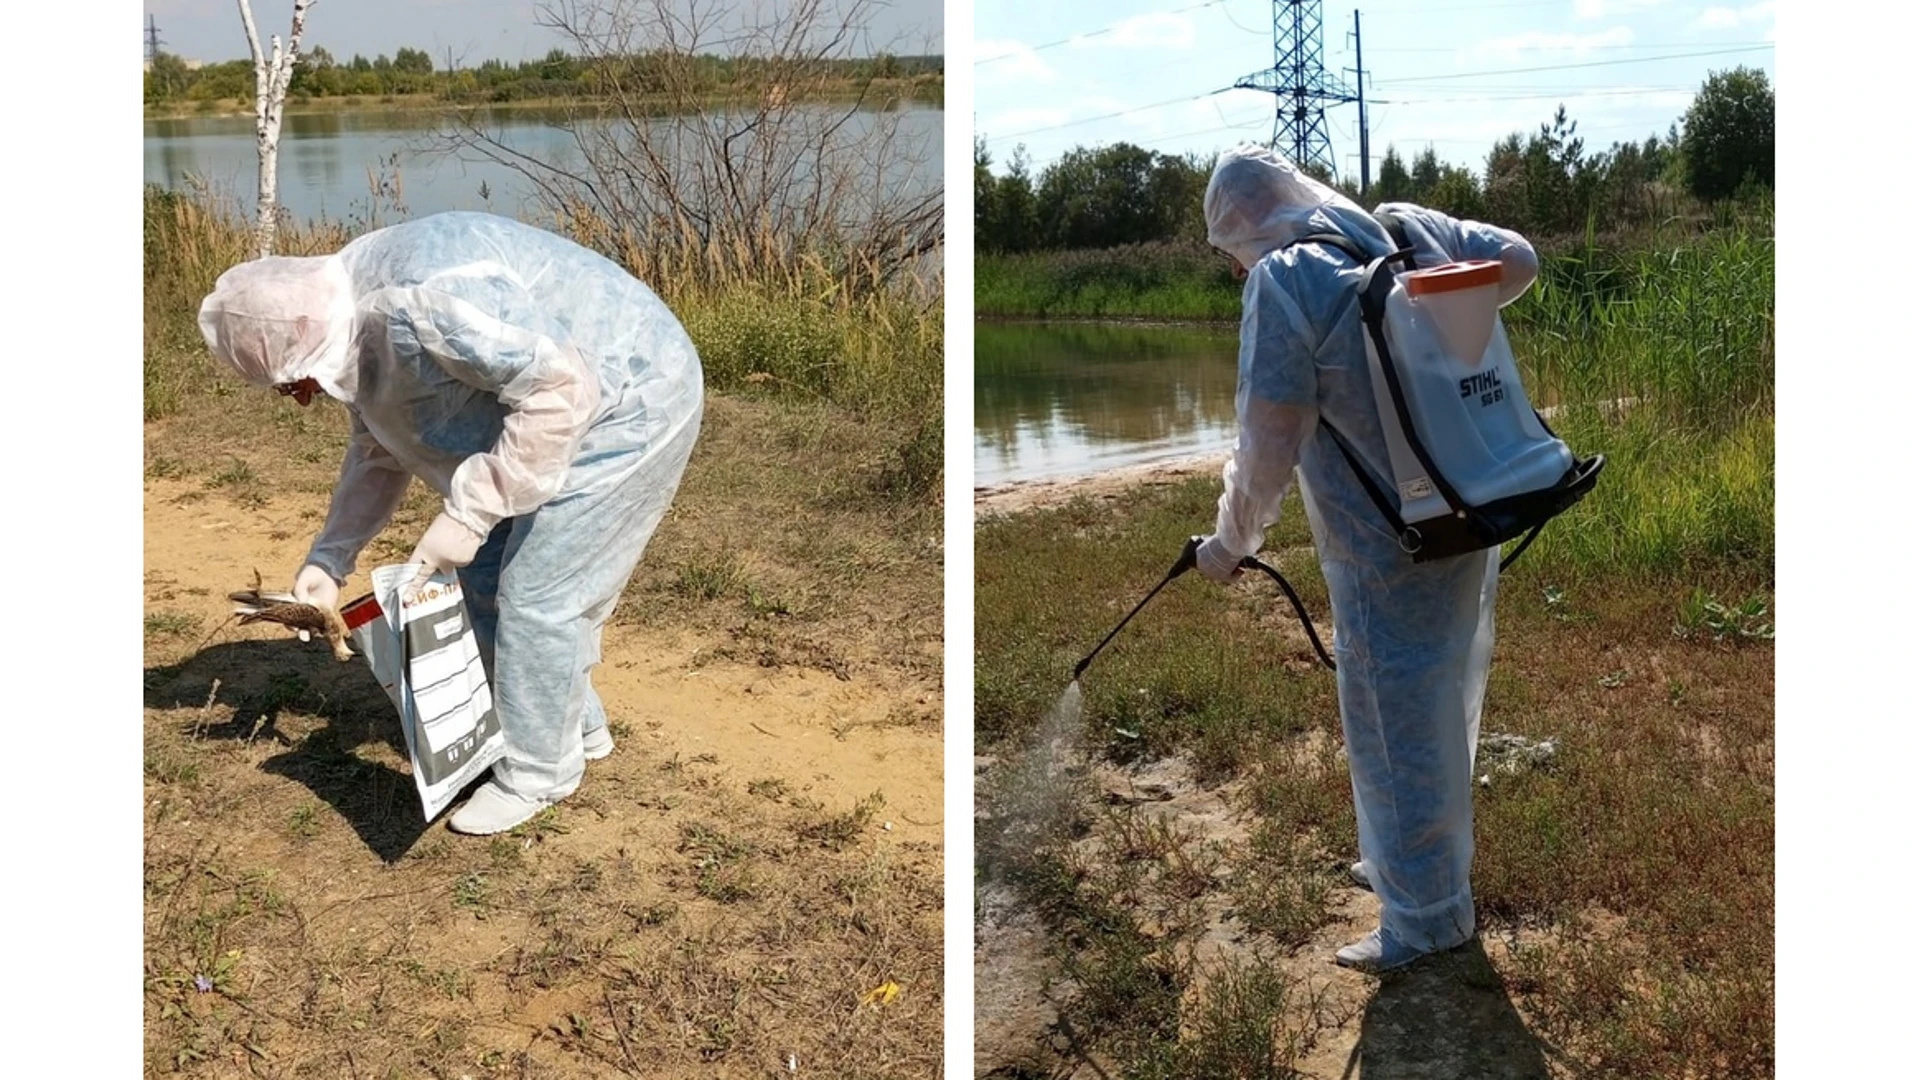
<box><xmin>1290</xmin><ymin>231</ymin><xmax>1368</xmax><ymax>264</ymax></box>
<box><xmin>1320</xmin><ymin>420</ymin><xmax>1409</xmax><ymax>536</ymax></box>
<box><xmin>1372</xmin><ymin>210</ymin><xmax>1418</xmax><ymax>273</ymax></box>
<box><xmin>1289</xmin><ymin>211</ymin><xmax>1418</xmax><ymax>271</ymax></box>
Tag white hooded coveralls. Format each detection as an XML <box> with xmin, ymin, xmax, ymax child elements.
<box><xmin>1200</xmin><ymin>145</ymin><xmax>1538</xmax><ymax>964</ymax></box>
<box><xmin>199</xmin><ymin>212</ymin><xmax>705</xmax><ymax>803</ymax></box>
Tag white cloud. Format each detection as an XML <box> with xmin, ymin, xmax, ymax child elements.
<box><xmin>1070</xmin><ymin>12</ymin><xmax>1196</xmax><ymax>51</ymax></box>
<box><xmin>1697</xmin><ymin>1</ymin><xmax>1774</xmax><ymax>28</ymax></box>
<box><xmin>1575</xmin><ymin>0</ymin><xmax>1670</xmax><ymax>18</ymax></box>
<box><xmin>974</xmin><ymin>38</ymin><xmax>1059</xmax><ymax>83</ymax></box>
<box><xmin>982</xmin><ymin>106</ymin><xmax>1075</xmax><ymax>136</ymax></box>
<box><xmin>1476</xmin><ymin>27</ymin><xmax>1635</xmax><ymax>60</ymax></box>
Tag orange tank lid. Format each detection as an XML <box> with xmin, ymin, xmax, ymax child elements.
<box><xmin>1405</xmin><ymin>259</ymin><xmax>1503</xmax><ymax>297</ymax></box>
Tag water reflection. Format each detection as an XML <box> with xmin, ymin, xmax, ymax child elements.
<box><xmin>144</xmin><ymin>103</ymin><xmax>942</xmax><ymax>223</ymax></box>
<box><xmin>974</xmin><ymin>320</ymin><xmax>1242</xmax><ymax>486</ymax></box>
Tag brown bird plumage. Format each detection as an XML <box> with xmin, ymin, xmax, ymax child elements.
<box><xmin>229</xmin><ymin>570</ymin><xmax>354</xmax><ymax>662</ymax></box>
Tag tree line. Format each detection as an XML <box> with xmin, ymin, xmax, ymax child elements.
<box><xmin>976</xmin><ymin>66</ymin><xmax>1772</xmax><ymax>252</ymax></box>
<box><xmin>144</xmin><ymin>47</ymin><xmax>942</xmax><ymax>106</ymax></box>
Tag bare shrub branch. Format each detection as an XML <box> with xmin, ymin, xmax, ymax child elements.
<box><xmin>434</xmin><ymin>0</ymin><xmax>942</xmax><ymax>297</ymax></box>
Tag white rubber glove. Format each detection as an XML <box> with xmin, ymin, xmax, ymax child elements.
<box><xmin>292</xmin><ymin>563</ymin><xmax>342</xmax><ymax>610</ymax></box>
<box><xmin>1196</xmin><ymin>535</ymin><xmax>1243</xmax><ymax>584</ymax></box>
<box><xmin>291</xmin><ymin>564</ymin><xmax>342</xmax><ymax>643</ymax></box>
<box><xmin>408</xmin><ymin>510</ymin><xmax>486</xmax><ymax>586</ymax></box>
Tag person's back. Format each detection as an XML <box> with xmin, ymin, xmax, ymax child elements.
<box><xmin>1234</xmin><ymin>199</ymin><xmax>1538</xmax><ymax>569</ymax></box>
<box><xmin>336</xmin><ymin>211</ymin><xmax>702</xmax><ymax>430</ymax></box>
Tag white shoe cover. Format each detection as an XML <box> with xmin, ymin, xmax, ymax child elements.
<box><xmin>448</xmin><ymin>780</ymin><xmax>552</xmax><ymax>835</ymax></box>
<box><xmin>583</xmin><ymin>726</ymin><xmax>614</xmax><ymax>761</ymax></box>
<box><xmin>1334</xmin><ymin>927</ymin><xmax>1425</xmax><ymax>973</ymax></box>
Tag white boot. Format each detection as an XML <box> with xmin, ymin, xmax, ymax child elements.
<box><xmin>448</xmin><ymin>779</ymin><xmax>552</xmax><ymax>835</ymax></box>
<box><xmin>583</xmin><ymin>725</ymin><xmax>614</xmax><ymax>761</ymax></box>
<box><xmin>1348</xmin><ymin>860</ymin><xmax>1372</xmax><ymax>891</ymax></box>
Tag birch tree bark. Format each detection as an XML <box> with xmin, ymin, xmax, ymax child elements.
<box><xmin>237</xmin><ymin>0</ymin><xmax>315</xmax><ymax>258</ymax></box>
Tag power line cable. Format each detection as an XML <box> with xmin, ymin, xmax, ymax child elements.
<box><xmin>1377</xmin><ymin>85</ymin><xmax>1697</xmax><ymax>104</ymax></box>
<box><xmin>982</xmin><ymin>86</ymin><xmax>1233</xmax><ymax>143</ymax></box>
<box><xmin>1364</xmin><ymin>39</ymin><xmax>1774</xmax><ymax>53</ymax></box>
<box><xmin>1374</xmin><ymin>45</ymin><xmax>1772</xmax><ymax>85</ymax></box>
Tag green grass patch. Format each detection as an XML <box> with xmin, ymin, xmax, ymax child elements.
<box><xmin>976</xmin><ymin>241</ymin><xmax>1242</xmax><ymax>321</ymax></box>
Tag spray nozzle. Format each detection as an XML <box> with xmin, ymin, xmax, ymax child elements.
<box><xmin>1172</xmin><ymin>535</ymin><xmax>1202</xmax><ymax>578</ymax></box>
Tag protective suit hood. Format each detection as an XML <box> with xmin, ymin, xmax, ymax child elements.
<box><xmin>1204</xmin><ymin>143</ymin><xmax>1391</xmax><ymax>270</ymax></box>
<box><xmin>197</xmin><ymin>254</ymin><xmax>356</xmax><ymax>398</ymax></box>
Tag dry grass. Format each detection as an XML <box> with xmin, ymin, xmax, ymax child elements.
<box><xmin>142</xmin><ymin>694</ymin><xmax>941</xmax><ymax>1077</ymax></box>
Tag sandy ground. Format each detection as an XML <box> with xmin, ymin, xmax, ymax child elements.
<box><xmin>144</xmin><ymin>478</ymin><xmax>945</xmax><ymax>837</ymax></box>
<box><xmin>143</xmin><ymin>476</ymin><xmax>944</xmax><ymax>1077</ymax></box>
<box><xmin>972</xmin><ymin>748</ymin><xmax>1560</xmax><ymax>1079</ymax></box>
<box><xmin>974</xmin><ymin>452</ymin><xmax>1227</xmax><ymax>520</ymax></box>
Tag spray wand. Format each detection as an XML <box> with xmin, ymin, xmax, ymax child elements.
<box><xmin>1072</xmin><ymin>537</ymin><xmax>1337</xmax><ymax>682</ymax></box>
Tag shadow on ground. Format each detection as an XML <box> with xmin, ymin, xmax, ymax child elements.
<box><xmin>144</xmin><ymin>639</ymin><xmax>452</xmax><ymax>863</ymax></box>
<box><xmin>1343</xmin><ymin>938</ymin><xmax>1556</xmax><ymax>1080</ymax></box>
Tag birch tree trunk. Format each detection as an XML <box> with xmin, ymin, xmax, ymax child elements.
<box><xmin>237</xmin><ymin>0</ymin><xmax>315</xmax><ymax>258</ymax></box>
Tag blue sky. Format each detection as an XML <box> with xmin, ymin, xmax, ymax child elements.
<box><xmin>974</xmin><ymin>0</ymin><xmax>1774</xmax><ymax>182</ymax></box>
<box><xmin>142</xmin><ymin>0</ymin><xmax>945</xmax><ymax>67</ymax></box>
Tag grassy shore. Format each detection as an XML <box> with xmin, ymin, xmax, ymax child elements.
<box><xmin>974</xmin><ymin>212</ymin><xmax>1774</xmax><ymax>1076</ymax></box>
<box><xmin>975</xmin><ymin>240</ymin><xmax>1242</xmax><ymax>322</ymax></box>
<box><xmin>143</xmin><ymin>76</ymin><xmax>945</xmax><ymax>121</ymax></box>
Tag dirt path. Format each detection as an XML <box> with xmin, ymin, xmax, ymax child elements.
<box><xmin>143</xmin><ymin>477</ymin><xmax>944</xmax><ymax>1077</ymax></box>
<box><xmin>973</xmin><ymin>747</ymin><xmax>1566</xmax><ymax>1080</ymax></box>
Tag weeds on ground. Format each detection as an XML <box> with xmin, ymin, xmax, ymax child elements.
<box><xmin>143</xmin><ymin>695</ymin><xmax>943</xmax><ymax>1076</ymax></box>
<box><xmin>977</xmin><ymin>466</ymin><xmax>1774</xmax><ymax>1076</ymax></box>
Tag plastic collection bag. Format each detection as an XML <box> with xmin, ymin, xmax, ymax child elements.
<box><xmin>340</xmin><ymin>566</ymin><xmax>506</xmax><ymax>821</ymax></box>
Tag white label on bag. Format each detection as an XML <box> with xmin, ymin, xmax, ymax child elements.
<box><xmin>1401</xmin><ymin>477</ymin><xmax>1434</xmax><ymax>500</ymax></box>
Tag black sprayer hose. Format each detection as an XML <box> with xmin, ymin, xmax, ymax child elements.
<box><xmin>1236</xmin><ymin>556</ymin><xmax>1337</xmax><ymax>671</ymax></box>
<box><xmin>1072</xmin><ymin>536</ymin><xmax>1201</xmax><ymax>681</ymax></box>
<box><xmin>1076</xmin><ymin>529</ymin><xmax>1546</xmax><ymax>682</ymax></box>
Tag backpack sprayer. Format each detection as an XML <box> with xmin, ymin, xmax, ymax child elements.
<box><xmin>1073</xmin><ymin>215</ymin><xmax>1606</xmax><ymax>682</ymax></box>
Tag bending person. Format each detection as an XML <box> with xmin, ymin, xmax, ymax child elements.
<box><xmin>199</xmin><ymin>211</ymin><xmax>705</xmax><ymax>835</ymax></box>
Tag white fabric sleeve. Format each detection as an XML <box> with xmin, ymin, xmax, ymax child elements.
<box><xmin>1211</xmin><ymin>395</ymin><xmax>1319</xmax><ymax>562</ymax></box>
<box><xmin>365</xmin><ymin>285</ymin><xmax>602</xmax><ymax>538</ymax></box>
<box><xmin>1423</xmin><ymin>209</ymin><xmax>1538</xmax><ymax>307</ymax></box>
<box><xmin>306</xmin><ymin>411</ymin><xmax>413</xmax><ymax>582</ymax></box>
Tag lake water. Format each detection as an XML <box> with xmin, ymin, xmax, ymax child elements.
<box><xmin>974</xmin><ymin>320</ymin><xmax>1241</xmax><ymax>488</ymax></box>
<box><xmin>144</xmin><ymin>102</ymin><xmax>944</xmax><ymax>223</ymax></box>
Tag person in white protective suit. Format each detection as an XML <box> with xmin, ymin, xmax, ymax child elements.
<box><xmin>198</xmin><ymin>212</ymin><xmax>704</xmax><ymax>836</ymax></box>
<box><xmin>1192</xmin><ymin>144</ymin><xmax>1537</xmax><ymax>972</ymax></box>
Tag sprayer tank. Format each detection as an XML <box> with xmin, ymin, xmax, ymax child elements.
<box><xmin>1378</xmin><ymin>260</ymin><xmax>1572</xmax><ymax>508</ymax></box>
